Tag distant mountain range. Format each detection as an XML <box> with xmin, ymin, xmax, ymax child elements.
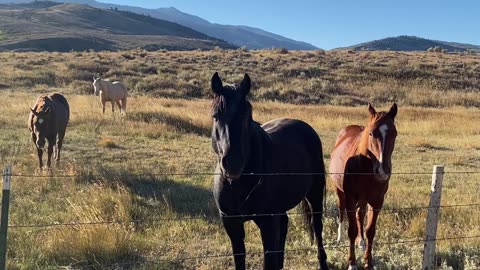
<box><xmin>0</xmin><ymin>2</ymin><xmax>235</xmax><ymax>51</ymax></box>
<box><xmin>338</xmin><ymin>35</ymin><xmax>480</xmax><ymax>52</ymax></box>
<box><xmin>0</xmin><ymin>0</ymin><xmax>318</xmax><ymax>50</ymax></box>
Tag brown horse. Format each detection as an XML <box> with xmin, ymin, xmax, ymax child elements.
<box><xmin>329</xmin><ymin>103</ymin><xmax>397</xmax><ymax>270</ymax></box>
<box><xmin>28</xmin><ymin>93</ymin><xmax>70</xmax><ymax>169</ymax></box>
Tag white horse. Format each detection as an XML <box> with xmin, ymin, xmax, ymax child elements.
<box><xmin>92</xmin><ymin>77</ymin><xmax>128</xmax><ymax>116</ymax></box>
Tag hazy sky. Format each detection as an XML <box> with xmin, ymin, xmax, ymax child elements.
<box><xmin>109</xmin><ymin>0</ymin><xmax>479</xmax><ymax>49</ymax></box>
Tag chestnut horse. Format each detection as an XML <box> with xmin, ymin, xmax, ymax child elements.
<box><xmin>329</xmin><ymin>103</ymin><xmax>397</xmax><ymax>270</ymax></box>
<box><xmin>211</xmin><ymin>73</ymin><xmax>328</xmax><ymax>270</ymax></box>
<box><xmin>28</xmin><ymin>93</ymin><xmax>70</xmax><ymax>169</ymax></box>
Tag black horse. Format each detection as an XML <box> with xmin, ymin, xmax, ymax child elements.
<box><xmin>211</xmin><ymin>72</ymin><xmax>329</xmax><ymax>270</ymax></box>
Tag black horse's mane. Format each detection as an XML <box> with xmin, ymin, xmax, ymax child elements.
<box><xmin>211</xmin><ymin>85</ymin><xmax>253</xmax><ymax>121</ymax></box>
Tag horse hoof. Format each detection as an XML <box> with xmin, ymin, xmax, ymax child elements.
<box><xmin>358</xmin><ymin>239</ymin><xmax>366</xmax><ymax>251</ymax></box>
<box><xmin>347</xmin><ymin>265</ymin><xmax>358</xmax><ymax>270</ymax></box>
<box><xmin>364</xmin><ymin>263</ymin><xmax>374</xmax><ymax>270</ymax></box>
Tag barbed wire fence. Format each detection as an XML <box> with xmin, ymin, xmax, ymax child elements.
<box><xmin>1</xmin><ymin>165</ymin><xmax>480</xmax><ymax>269</ymax></box>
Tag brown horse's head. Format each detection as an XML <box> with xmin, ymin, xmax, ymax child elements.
<box><xmin>92</xmin><ymin>77</ymin><xmax>102</xmax><ymax>96</ymax></box>
<box><xmin>30</xmin><ymin>106</ymin><xmax>52</xmax><ymax>149</ymax></box>
<box><xmin>210</xmin><ymin>72</ymin><xmax>252</xmax><ymax>180</ymax></box>
<box><xmin>364</xmin><ymin>103</ymin><xmax>398</xmax><ymax>181</ymax></box>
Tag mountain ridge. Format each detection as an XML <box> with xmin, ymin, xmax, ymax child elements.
<box><xmin>0</xmin><ymin>0</ymin><xmax>319</xmax><ymax>50</ymax></box>
<box><xmin>338</xmin><ymin>35</ymin><xmax>480</xmax><ymax>52</ymax></box>
<box><xmin>0</xmin><ymin>2</ymin><xmax>236</xmax><ymax>51</ymax></box>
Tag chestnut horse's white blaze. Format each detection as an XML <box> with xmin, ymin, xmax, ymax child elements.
<box><xmin>378</xmin><ymin>124</ymin><xmax>389</xmax><ymax>179</ymax></box>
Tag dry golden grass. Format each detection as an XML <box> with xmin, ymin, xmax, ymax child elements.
<box><xmin>0</xmin><ymin>50</ymin><xmax>479</xmax><ymax>269</ymax></box>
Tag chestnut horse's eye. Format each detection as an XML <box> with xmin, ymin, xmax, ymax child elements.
<box><xmin>369</xmin><ymin>132</ymin><xmax>373</xmax><ymax>137</ymax></box>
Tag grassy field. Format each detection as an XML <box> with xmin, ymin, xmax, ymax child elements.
<box><xmin>0</xmin><ymin>50</ymin><xmax>479</xmax><ymax>269</ymax></box>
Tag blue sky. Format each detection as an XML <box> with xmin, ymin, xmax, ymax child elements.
<box><xmin>110</xmin><ymin>0</ymin><xmax>479</xmax><ymax>49</ymax></box>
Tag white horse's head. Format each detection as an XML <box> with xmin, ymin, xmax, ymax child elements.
<box><xmin>93</xmin><ymin>77</ymin><xmax>102</xmax><ymax>96</ymax></box>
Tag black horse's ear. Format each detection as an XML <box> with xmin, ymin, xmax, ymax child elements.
<box><xmin>387</xmin><ymin>103</ymin><xmax>398</xmax><ymax>120</ymax></box>
<box><xmin>240</xmin><ymin>73</ymin><xmax>251</xmax><ymax>96</ymax></box>
<box><xmin>368</xmin><ymin>102</ymin><xmax>376</xmax><ymax>116</ymax></box>
<box><xmin>211</xmin><ymin>72</ymin><xmax>223</xmax><ymax>95</ymax></box>
<box><xmin>30</xmin><ymin>108</ymin><xmax>38</xmax><ymax>116</ymax></box>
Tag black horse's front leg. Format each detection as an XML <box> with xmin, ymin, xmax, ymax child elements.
<box><xmin>256</xmin><ymin>215</ymin><xmax>282</xmax><ymax>270</ymax></box>
<box><xmin>223</xmin><ymin>217</ymin><xmax>246</xmax><ymax>270</ymax></box>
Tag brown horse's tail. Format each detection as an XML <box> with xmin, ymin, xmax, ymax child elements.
<box><xmin>301</xmin><ymin>199</ymin><xmax>315</xmax><ymax>243</ymax></box>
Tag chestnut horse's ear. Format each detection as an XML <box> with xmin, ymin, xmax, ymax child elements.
<box><xmin>240</xmin><ymin>73</ymin><xmax>251</xmax><ymax>96</ymax></box>
<box><xmin>30</xmin><ymin>108</ymin><xmax>38</xmax><ymax>116</ymax></box>
<box><xmin>368</xmin><ymin>102</ymin><xmax>376</xmax><ymax>116</ymax></box>
<box><xmin>211</xmin><ymin>72</ymin><xmax>223</xmax><ymax>95</ymax></box>
<box><xmin>387</xmin><ymin>103</ymin><xmax>398</xmax><ymax>120</ymax></box>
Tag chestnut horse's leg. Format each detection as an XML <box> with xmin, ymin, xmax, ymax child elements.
<box><xmin>56</xmin><ymin>130</ymin><xmax>66</xmax><ymax>165</ymax></box>
<box><xmin>356</xmin><ymin>201</ymin><xmax>367</xmax><ymax>251</ymax></box>
<box><xmin>32</xmin><ymin>133</ymin><xmax>43</xmax><ymax>169</ymax></box>
<box><xmin>46</xmin><ymin>137</ymin><xmax>55</xmax><ymax>168</ymax></box>
<box><xmin>346</xmin><ymin>195</ymin><xmax>359</xmax><ymax>270</ymax></box>
<box><xmin>223</xmin><ymin>217</ymin><xmax>246</xmax><ymax>270</ymax></box>
<box><xmin>364</xmin><ymin>202</ymin><xmax>383</xmax><ymax>269</ymax></box>
<box><xmin>278</xmin><ymin>215</ymin><xmax>288</xmax><ymax>270</ymax></box>
<box><xmin>257</xmin><ymin>216</ymin><xmax>281</xmax><ymax>270</ymax></box>
<box><xmin>36</xmin><ymin>147</ymin><xmax>43</xmax><ymax>169</ymax></box>
<box><xmin>336</xmin><ymin>188</ymin><xmax>346</xmax><ymax>243</ymax></box>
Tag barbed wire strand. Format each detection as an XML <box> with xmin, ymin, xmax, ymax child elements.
<box><xmin>56</xmin><ymin>235</ymin><xmax>480</xmax><ymax>269</ymax></box>
<box><xmin>8</xmin><ymin>203</ymin><xmax>480</xmax><ymax>229</ymax></box>
<box><xmin>4</xmin><ymin>170</ymin><xmax>480</xmax><ymax>178</ymax></box>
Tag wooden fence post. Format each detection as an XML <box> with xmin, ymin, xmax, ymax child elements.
<box><xmin>0</xmin><ymin>165</ymin><xmax>11</xmax><ymax>270</ymax></box>
<box><xmin>422</xmin><ymin>165</ymin><xmax>445</xmax><ymax>270</ymax></box>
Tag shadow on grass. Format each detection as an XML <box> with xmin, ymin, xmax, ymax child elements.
<box><xmin>128</xmin><ymin>111</ymin><xmax>211</xmax><ymax>137</ymax></box>
<box><xmin>75</xmin><ymin>167</ymin><xmax>218</xmax><ymax>225</ymax></box>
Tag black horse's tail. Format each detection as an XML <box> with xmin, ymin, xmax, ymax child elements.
<box><xmin>302</xmin><ymin>155</ymin><xmax>327</xmax><ymax>244</ymax></box>
<box><xmin>301</xmin><ymin>199</ymin><xmax>315</xmax><ymax>243</ymax></box>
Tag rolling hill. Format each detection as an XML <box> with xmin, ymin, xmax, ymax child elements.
<box><xmin>0</xmin><ymin>0</ymin><xmax>318</xmax><ymax>50</ymax></box>
<box><xmin>0</xmin><ymin>2</ymin><xmax>235</xmax><ymax>51</ymax></box>
<box><xmin>339</xmin><ymin>35</ymin><xmax>480</xmax><ymax>52</ymax></box>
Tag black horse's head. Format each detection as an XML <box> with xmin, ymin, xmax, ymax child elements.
<box><xmin>211</xmin><ymin>72</ymin><xmax>252</xmax><ymax>180</ymax></box>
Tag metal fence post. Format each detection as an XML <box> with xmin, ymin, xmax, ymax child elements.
<box><xmin>422</xmin><ymin>165</ymin><xmax>444</xmax><ymax>270</ymax></box>
<box><xmin>0</xmin><ymin>165</ymin><xmax>12</xmax><ymax>270</ymax></box>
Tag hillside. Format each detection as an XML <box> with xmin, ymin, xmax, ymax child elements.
<box><xmin>0</xmin><ymin>2</ymin><xmax>235</xmax><ymax>51</ymax></box>
<box><xmin>0</xmin><ymin>50</ymin><xmax>479</xmax><ymax>268</ymax></box>
<box><xmin>340</xmin><ymin>35</ymin><xmax>480</xmax><ymax>52</ymax></box>
<box><xmin>0</xmin><ymin>0</ymin><xmax>318</xmax><ymax>50</ymax></box>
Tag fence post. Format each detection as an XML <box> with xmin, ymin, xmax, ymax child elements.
<box><xmin>422</xmin><ymin>165</ymin><xmax>444</xmax><ymax>270</ymax></box>
<box><xmin>0</xmin><ymin>165</ymin><xmax>11</xmax><ymax>270</ymax></box>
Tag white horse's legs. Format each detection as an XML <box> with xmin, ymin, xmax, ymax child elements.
<box><xmin>121</xmin><ymin>97</ymin><xmax>127</xmax><ymax>116</ymax></box>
